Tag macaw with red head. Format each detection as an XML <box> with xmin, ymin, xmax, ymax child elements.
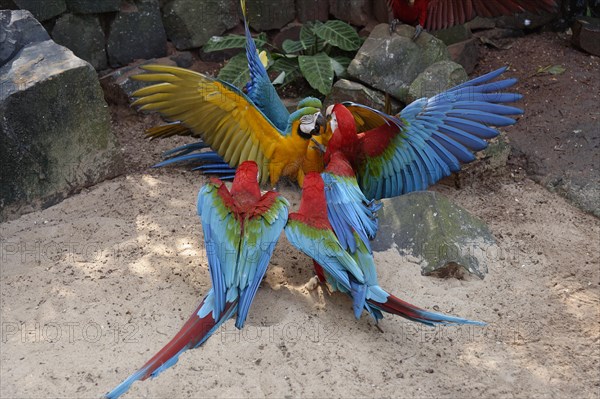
<box><xmin>285</xmin><ymin>171</ymin><xmax>485</xmax><ymax>325</ymax></box>
<box><xmin>285</xmin><ymin>66</ymin><xmax>524</xmax><ymax>324</ymax></box>
<box><xmin>104</xmin><ymin>161</ymin><xmax>289</xmax><ymax>398</ymax></box>
<box><xmin>325</xmin><ymin>67</ymin><xmax>524</xmax><ymax>201</ymax></box>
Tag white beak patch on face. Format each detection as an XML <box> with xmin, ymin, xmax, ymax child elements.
<box><xmin>299</xmin><ymin>112</ymin><xmax>319</xmax><ymax>135</ymax></box>
<box><xmin>329</xmin><ymin>111</ymin><xmax>338</xmax><ymax>133</ymax></box>
<box><xmin>325</xmin><ymin>104</ymin><xmax>335</xmax><ymax>117</ymax></box>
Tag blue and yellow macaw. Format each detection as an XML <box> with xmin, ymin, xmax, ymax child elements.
<box><xmin>133</xmin><ymin>0</ymin><xmax>329</xmax><ymax>186</ymax></box>
<box><xmin>104</xmin><ymin>161</ymin><xmax>289</xmax><ymax>398</ymax></box>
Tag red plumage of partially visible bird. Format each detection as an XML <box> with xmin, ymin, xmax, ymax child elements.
<box><xmin>387</xmin><ymin>0</ymin><xmax>558</xmax><ymax>37</ymax></box>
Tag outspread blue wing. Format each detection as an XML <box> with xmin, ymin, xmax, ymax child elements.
<box><xmin>349</xmin><ymin>67</ymin><xmax>523</xmax><ymax>200</ymax></box>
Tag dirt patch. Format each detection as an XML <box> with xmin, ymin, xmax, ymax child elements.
<box><xmin>1</xmin><ymin>32</ymin><xmax>599</xmax><ymax>398</ymax></box>
<box><xmin>474</xmin><ymin>31</ymin><xmax>600</xmax><ymax>216</ymax></box>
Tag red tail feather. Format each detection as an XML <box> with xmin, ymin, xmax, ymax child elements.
<box><xmin>137</xmin><ymin>300</ymin><xmax>232</xmax><ymax>381</ymax></box>
<box><xmin>367</xmin><ymin>294</ymin><xmax>426</xmax><ymax>322</ymax></box>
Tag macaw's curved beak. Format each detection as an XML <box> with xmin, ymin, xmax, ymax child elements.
<box><xmin>312</xmin><ymin>113</ymin><xmax>326</xmax><ymax>136</ymax></box>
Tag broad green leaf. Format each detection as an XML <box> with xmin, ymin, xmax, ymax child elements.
<box><xmin>217</xmin><ymin>53</ymin><xmax>249</xmax><ymax>89</ymax></box>
<box><xmin>204</xmin><ymin>33</ymin><xmax>267</xmax><ymax>52</ymax></box>
<box><xmin>331</xmin><ymin>56</ymin><xmax>352</xmax><ymax>78</ymax></box>
<box><xmin>282</xmin><ymin>39</ymin><xmax>307</xmax><ymax>54</ymax></box>
<box><xmin>314</xmin><ymin>20</ymin><xmax>361</xmax><ymax>51</ymax></box>
<box><xmin>272</xmin><ymin>57</ymin><xmax>301</xmax><ymax>85</ymax></box>
<box><xmin>299</xmin><ymin>53</ymin><xmax>334</xmax><ymax>95</ymax></box>
<box><xmin>300</xmin><ymin>22</ymin><xmax>326</xmax><ymax>52</ymax></box>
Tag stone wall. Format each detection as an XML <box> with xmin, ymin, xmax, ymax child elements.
<box><xmin>1</xmin><ymin>10</ymin><xmax>125</xmax><ymax>222</ymax></box>
<box><xmin>1</xmin><ymin>0</ymin><xmax>391</xmax><ymax>70</ymax></box>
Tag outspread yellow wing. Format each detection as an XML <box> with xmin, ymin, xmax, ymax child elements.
<box><xmin>132</xmin><ymin>65</ymin><xmax>288</xmax><ymax>185</ymax></box>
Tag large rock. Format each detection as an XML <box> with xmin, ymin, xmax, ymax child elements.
<box><xmin>572</xmin><ymin>17</ymin><xmax>600</xmax><ymax>56</ymax></box>
<box><xmin>12</xmin><ymin>0</ymin><xmax>66</xmax><ymax>21</ymax></box>
<box><xmin>0</xmin><ymin>0</ymin><xmax>18</xmax><ymax>9</ymax></box>
<box><xmin>51</xmin><ymin>13</ymin><xmax>107</xmax><ymax>70</ymax></box>
<box><xmin>161</xmin><ymin>0</ymin><xmax>239</xmax><ymax>50</ymax></box>
<box><xmin>372</xmin><ymin>0</ymin><xmax>390</xmax><ymax>24</ymax></box>
<box><xmin>296</xmin><ymin>0</ymin><xmax>328</xmax><ymax>22</ymax></box>
<box><xmin>372</xmin><ymin>192</ymin><xmax>496</xmax><ymax>279</ymax></box>
<box><xmin>329</xmin><ymin>0</ymin><xmax>370</xmax><ymax>26</ymax></box>
<box><xmin>0</xmin><ymin>11</ymin><xmax>124</xmax><ymax>222</ymax></box>
<box><xmin>407</xmin><ymin>60</ymin><xmax>467</xmax><ymax>103</ymax></box>
<box><xmin>246</xmin><ymin>0</ymin><xmax>295</xmax><ymax>31</ymax></box>
<box><xmin>474</xmin><ymin>27</ymin><xmax>524</xmax><ymax>41</ymax></box>
<box><xmin>325</xmin><ymin>79</ymin><xmax>401</xmax><ymax>115</ymax></box>
<box><xmin>106</xmin><ymin>0</ymin><xmax>167</xmax><ymax>67</ymax></box>
<box><xmin>1</xmin><ymin>9</ymin><xmax>50</xmax><ymax>67</ymax></box>
<box><xmin>466</xmin><ymin>16</ymin><xmax>496</xmax><ymax>31</ymax></box>
<box><xmin>495</xmin><ymin>11</ymin><xmax>556</xmax><ymax>30</ymax></box>
<box><xmin>65</xmin><ymin>0</ymin><xmax>120</xmax><ymax>14</ymax></box>
<box><xmin>432</xmin><ymin>24</ymin><xmax>472</xmax><ymax>46</ymax></box>
<box><xmin>447</xmin><ymin>38</ymin><xmax>479</xmax><ymax>74</ymax></box>
<box><xmin>271</xmin><ymin>23</ymin><xmax>302</xmax><ymax>50</ymax></box>
<box><xmin>348</xmin><ymin>24</ymin><xmax>450</xmax><ymax>103</ymax></box>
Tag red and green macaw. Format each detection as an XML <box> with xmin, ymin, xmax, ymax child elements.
<box><xmin>285</xmin><ymin>170</ymin><xmax>484</xmax><ymax>325</ymax></box>
<box><xmin>285</xmin><ymin>66</ymin><xmax>524</xmax><ymax>323</ymax></box>
<box><xmin>104</xmin><ymin>161</ymin><xmax>289</xmax><ymax>399</ymax></box>
<box><xmin>325</xmin><ymin>67</ymin><xmax>524</xmax><ymax>200</ymax></box>
<box><xmin>133</xmin><ymin>0</ymin><xmax>329</xmax><ymax>186</ymax></box>
<box><xmin>387</xmin><ymin>0</ymin><xmax>558</xmax><ymax>37</ymax></box>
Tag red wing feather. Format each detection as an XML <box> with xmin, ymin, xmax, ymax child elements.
<box><xmin>425</xmin><ymin>0</ymin><xmax>556</xmax><ymax>31</ymax></box>
<box><xmin>427</xmin><ymin>0</ymin><xmax>471</xmax><ymax>30</ymax></box>
<box><xmin>358</xmin><ymin>123</ymin><xmax>398</xmax><ymax>159</ymax></box>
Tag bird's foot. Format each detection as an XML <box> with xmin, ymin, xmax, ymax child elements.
<box><xmin>375</xmin><ymin>323</ymin><xmax>385</xmax><ymax>333</ymax></box>
<box><xmin>389</xmin><ymin>19</ymin><xmax>400</xmax><ymax>34</ymax></box>
<box><xmin>305</xmin><ymin>275</ymin><xmax>320</xmax><ymax>291</ymax></box>
<box><xmin>412</xmin><ymin>24</ymin><xmax>423</xmax><ymax>40</ymax></box>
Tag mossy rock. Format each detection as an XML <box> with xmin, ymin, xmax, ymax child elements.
<box><xmin>348</xmin><ymin>24</ymin><xmax>450</xmax><ymax>103</ymax></box>
<box><xmin>372</xmin><ymin>191</ymin><xmax>496</xmax><ymax>279</ymax></box>
<box><xmin>0</xmin><ymin>38</ymin><xmax>124</xmax><ymax>221</ymax></box>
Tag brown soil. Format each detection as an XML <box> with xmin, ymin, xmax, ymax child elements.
<box><xmin>1</xmin><ymin>32</ymin><xmax>599</xmax><ymax>398</ymax></box>
<box><xmin>475</xmin><ymin>31</ymin><xmax>600</xmax><ymax>215</ymax></box>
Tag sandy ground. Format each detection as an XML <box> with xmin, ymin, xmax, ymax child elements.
<box><xmin>1</xmin><ymin>33</ymin><xmax>600</xmax><ymax>398</ymax></box>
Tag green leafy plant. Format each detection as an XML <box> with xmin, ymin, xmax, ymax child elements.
<box><xmin>203</xmin><ymin>20</ymin><xmax>362</xmax><ymax>95</ymax></box>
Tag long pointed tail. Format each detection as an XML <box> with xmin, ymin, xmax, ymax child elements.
<box><xmin>368</xmin><ymin>294</ymin><xmax>485</xmax><ymax>327</ymax></box>
<box><xmin>104</xmin><ymin>299</ymin><xmax>236</xmax><ymax>399</ymax></box>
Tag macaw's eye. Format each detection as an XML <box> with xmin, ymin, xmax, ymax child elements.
<box><xmin>300</xmin><ymin>114</ymin><xmax>316</xmax><ymax>125</ymax></box>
